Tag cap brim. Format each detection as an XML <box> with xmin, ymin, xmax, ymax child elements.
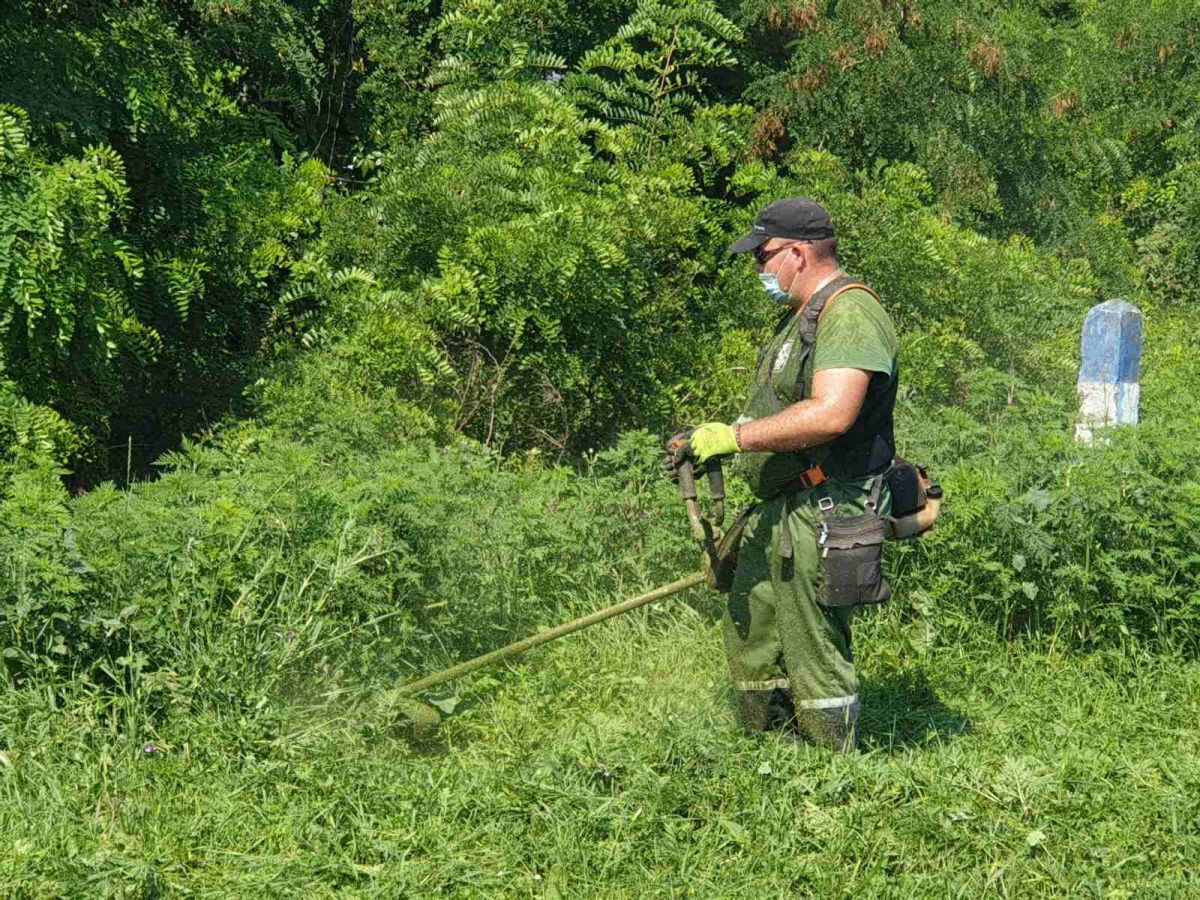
<box><xmin>728</xmin><ymin>232</ymin><xmax>770</xmax><ymax>255</ymax></box>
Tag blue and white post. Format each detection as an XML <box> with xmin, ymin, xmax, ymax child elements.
<box><xmin>1076</xmin><ymin>299</ymin><xmax>1143</xmax><ymax>444</ymax></box>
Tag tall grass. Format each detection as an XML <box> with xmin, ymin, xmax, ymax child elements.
<box><xmin>1</xmin><ymin>602</ymin><xmax>1198</xmax><ymax>895</ymax></box>
<box><xmin>0</xmin><ymin>317</ymin><xmax>1198</xmax><ymax>893</ymax></box>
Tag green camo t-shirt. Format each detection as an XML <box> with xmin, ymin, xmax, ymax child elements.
<box><xmin>808</xmin><ymin>288</ymin><xmax>897</xmax><ymax>384</ymax></box>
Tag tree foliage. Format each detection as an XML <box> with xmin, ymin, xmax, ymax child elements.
<box><xmin>1</xmin><ymin>0</ymin><xmax>1199</xmax><ymax>707</ymax></box>
<box><xmin>0</xmin><ymin>107</ymin><xmax>152</xmax><ymax>416</ymax></box>
<box><xmin>0</xmin><ymin>0</ymin><xmax>340</xmax><ymax>477</ymax></box>
<box><xmin>569</xmin><ymin>0</ymin><xmax>743</xmax><ymax>165</ymax></box>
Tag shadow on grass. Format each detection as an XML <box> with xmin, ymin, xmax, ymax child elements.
<box><xmin>858</xmin><ymin>668</ymin><xmax>971</xmax><ymax>751</ymax></box>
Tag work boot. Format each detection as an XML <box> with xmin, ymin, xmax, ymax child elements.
<box><xmin>790</xmin><ymin>698</ymin><xmax>860</xmax><ymax>752</ymax></box>
<box><xmin>734</xmin><ymin>688</ymin><xmax>796</xmax><ymax>733</ymax></box>
<box><xmin>734</xmin><ymin>689</ymin><xmax>772</xmax><ymax>732</ymax></box>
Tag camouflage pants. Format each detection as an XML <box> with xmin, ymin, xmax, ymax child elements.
<box><xmin>723</xmin><ymin>477</ymin><xmax>886</xmax><ymax>751</ymax></box>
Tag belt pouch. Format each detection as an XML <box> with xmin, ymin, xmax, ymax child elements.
<box><xmin>817</xmin><ymin>492</ymin><xmax>892</xmax><ymax>608</ymax></box>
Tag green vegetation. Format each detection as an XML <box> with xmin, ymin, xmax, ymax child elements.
<box><xmin>4</xmin><ymin>606</ymin><xmax>1200</xmax><ymax>895</ymax></box>
<box><xmin>1</xmin><ymin>0</ymin><xmax>1199</xmax><ymax>894</ymax></box>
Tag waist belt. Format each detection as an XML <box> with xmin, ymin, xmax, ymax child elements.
<box><xmin>792</xmin><ymin>463</ymin><xmax>829</xmax><ymax>491</ymax></box>
<box><xmin>785</xmin><ymin>458</ymin><xmax>889</xmax><ymax>495</ymax></box>
<box><xmin>776</xmin><ymin>462</ymin><xmax>887</xmax><ymax>559</ymax></box>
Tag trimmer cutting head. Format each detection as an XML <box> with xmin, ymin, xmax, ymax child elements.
<box><xmin>388</xmin><ymin>695</ymin><xmax>442</xmax><ymax>736</ymax></box>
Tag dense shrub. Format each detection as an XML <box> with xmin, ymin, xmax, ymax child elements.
<box><xmin>0</xmin><ymin>1</ymin><xmax>338</xmax><ymax>476</ymax></box>
<box><xmin>0</xmin><ymin>423</ymin><xmax>698</xmax><ymax>705</ymax></box>
<box><xmin>1</xmin><ymin>0</ymin><xmax>1199</xmax><ymax>711</ymax></box>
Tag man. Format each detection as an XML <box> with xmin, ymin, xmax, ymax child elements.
<box><xmin>670</xmin><ymin>197</ymin><xmax>898</xmax><ymax>750</ymax></box>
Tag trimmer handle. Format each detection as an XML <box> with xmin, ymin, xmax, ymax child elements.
<box><xmin>676</xmin><ymin>457</ymin><xmax>699</xmax><ymax>501</ymax></box>
<box><xmin>675</xmin><ymin>456</ymin><xmax>727</xmax><ymax>540</ymax></box>
<box><xmin>703</xmin><ymin>458</ymin><xmax>725</xmax><ymax>528</ymax></box>
<box><xmin>676</xmin><ymin>459</ymin><xmax>705</xmax><ymax>540</ymax></box>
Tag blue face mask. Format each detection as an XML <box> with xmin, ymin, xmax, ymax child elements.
<box><xmin>758</xmin><ymin>272</ymin><xmax>792</xmax><ymax>305</ymax></box>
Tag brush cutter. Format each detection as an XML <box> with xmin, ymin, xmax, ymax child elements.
<box><xmin>378</xmin><ymin>457</ymin><xmax>726</xmax><ymax>732</ymax></box>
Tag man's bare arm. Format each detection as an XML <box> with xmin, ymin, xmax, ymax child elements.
<box><xmin>736</xmin><ymin>367</ymin><xmax>871</xmax><ymax>453</ymax></box>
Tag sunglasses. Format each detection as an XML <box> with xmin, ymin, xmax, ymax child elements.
<box><xmin>753</xmin><ymin>242</ymin><xmax>797</xmax><ymax>266</ymax></box>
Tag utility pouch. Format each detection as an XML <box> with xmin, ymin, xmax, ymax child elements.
<box><xmin>707</xmin><ymin>503</ymin><xmax>757</xmax><ymax>593</ymax></box>
<box><xmin>816</xmin><ymin>481</ymin><xmax>892</xmax><ymax>608</ymax></box>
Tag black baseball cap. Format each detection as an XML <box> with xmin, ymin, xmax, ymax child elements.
<box><xmin>728</xmin><ymin>197</ymin><xmax>835</xmax><ymax>254</ymax></box>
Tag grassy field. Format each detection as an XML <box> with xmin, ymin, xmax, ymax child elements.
<box><xmin>2</xmin><ymin>586</ymin><xmax>1198</xmax><ymax>897</ymax></box>
<box><xmin>5</xmin><ymin>3</ymin><xmax>1200</xmax><ymax>897</ymax></box>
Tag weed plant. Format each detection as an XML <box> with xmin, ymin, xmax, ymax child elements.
<box><xmin>3</xmin><ymin>0</ymin><xmax>1200</xmax><ymax>894</ymax></box>
<box><xmin>1</xmin><ymin>316</ymin><xmax>1198</xmax><ymax>892</ymax></box>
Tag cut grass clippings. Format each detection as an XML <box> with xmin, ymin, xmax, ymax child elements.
<box><xmin>1</xmin><ymin>603</ymin><xmax>1197</xmax><ymax>897</ymax></box>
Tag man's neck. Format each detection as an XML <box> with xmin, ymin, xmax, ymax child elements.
<box><xmin>791</xmin><ymin>267</ymin><xmax>844</xmax><ymax>311</ymax></box>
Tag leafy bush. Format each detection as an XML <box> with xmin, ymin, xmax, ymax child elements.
<box><xmin>0</xmin><ymin>2</ymin><xmax>337</xmax><ymax>476</ymax></box>
<box><xmin>0</xmin><ymin>107</ymin><xmax>150</xmax><ymax>446</ymax></box>
<box><xmin>0</xmin><ymin>417</ymin><xmax>697</xmax><ymax>707</ymax></box>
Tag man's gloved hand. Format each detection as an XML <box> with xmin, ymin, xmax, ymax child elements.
<box><xmin>665</xmin><ymin>422</ymin><xmax>740</xmax><ymax>470</ymax></box>
<box><xmin>689</xmin><ymin>422</ymin><xmax>739</xmax><ymax>464</ymax></box>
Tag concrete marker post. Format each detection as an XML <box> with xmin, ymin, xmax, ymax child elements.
<box><xmin>1075</xmin><ymin>299</ymin><xmax>1143</xmax><ymax>444</ymax></box>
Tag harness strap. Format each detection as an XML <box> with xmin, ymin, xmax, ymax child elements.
<box><xmin>796</xmin><ymin>276</ymin><xmax>882</xmax><ymax>387</ymax></box>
